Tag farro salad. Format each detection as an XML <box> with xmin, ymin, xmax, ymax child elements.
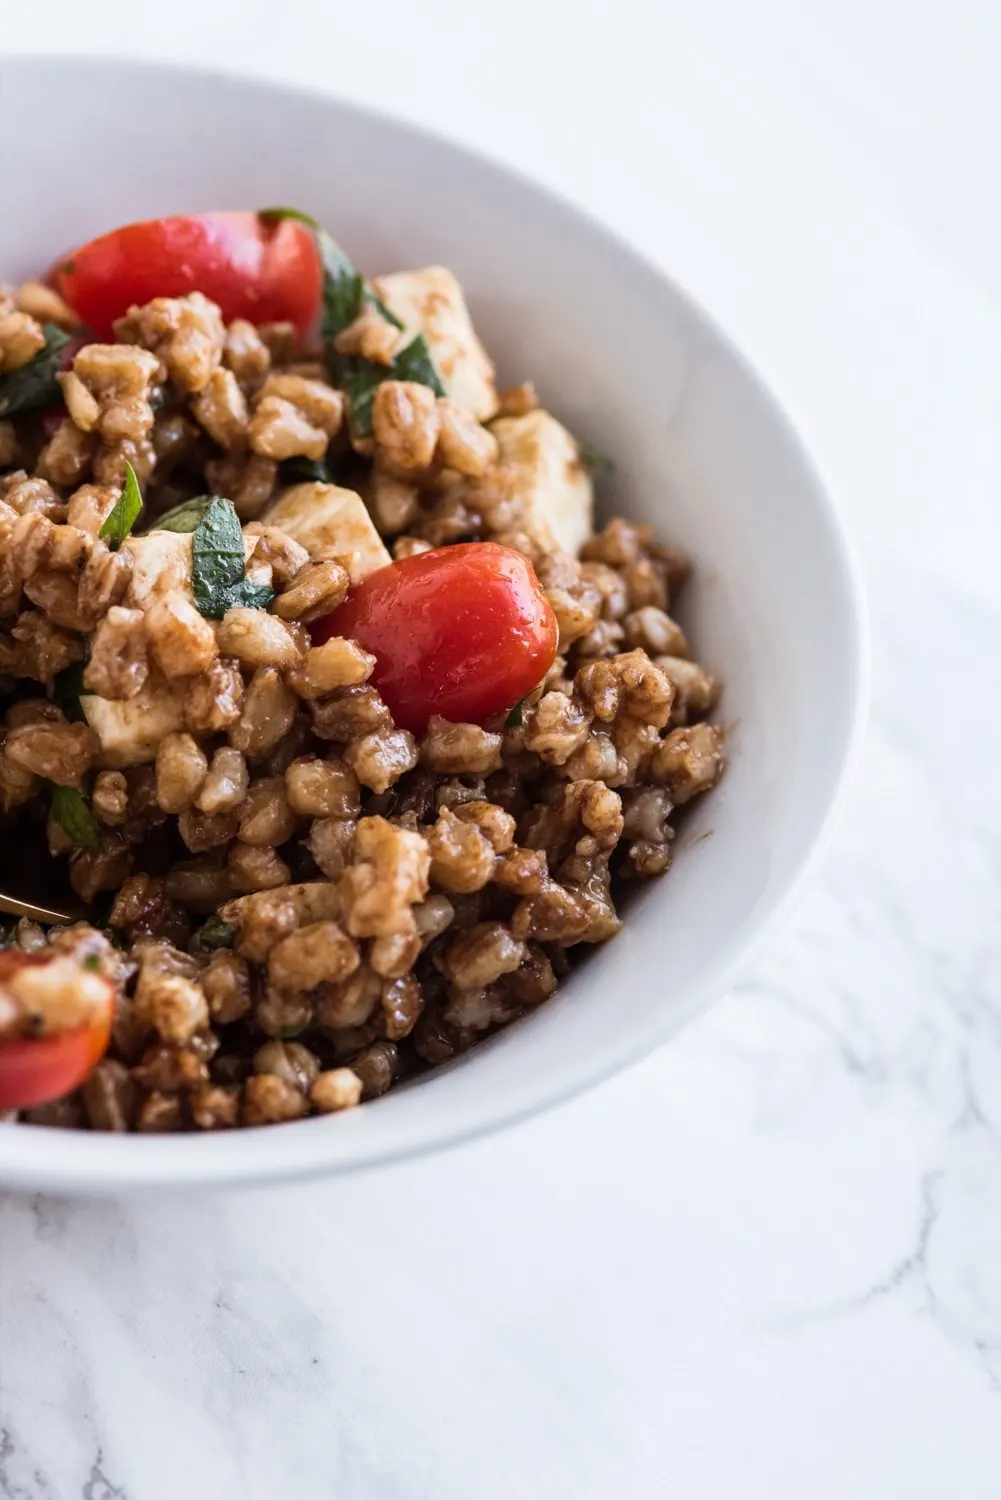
<box><xmin>0</xmin><ymin>210</ymin><xmax>724</xmax><ymax>1133</ymax></box>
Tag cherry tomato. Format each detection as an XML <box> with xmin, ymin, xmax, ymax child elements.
<box><xmin>314</xmin><ymin>542</ymin><xmax>558</xmax><ymax>733</ymax></box>
<box><xmin>0</xmin><ymin>951</ymin><xmax>113</xmax><ymax>1111</ymax></box>
<box><xmin>51</xmin><ymin>212</ymin><xmax>321</xmax><ymax>340</ymax></box>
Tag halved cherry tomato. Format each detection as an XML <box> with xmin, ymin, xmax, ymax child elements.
<box><xmin>314</xmin><ymin>542</ymin><xmax>558</xmax><ymax>733</ymax></box>
<box><xmin>51</xmin><ymin>212</ymin><xmax>321</xmax><ymax>340</ymax></box>
<box><xmin>0</xmin><ymin>951</ymin><xmax>113</xmax><ymax>1111</ymax></box>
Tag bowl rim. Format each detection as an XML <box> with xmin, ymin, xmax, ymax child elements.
<box><xmin>0</xmin><ymin>54</ymin><xmax>870</xmax><ymax>1194</ymax></box>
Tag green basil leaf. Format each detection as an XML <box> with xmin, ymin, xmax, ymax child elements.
<box><xmin>504</xmin><ymin>699</ymin><xmax>525</xmax><ymax>729</ymax></box>
<box><xmin>51</xmin><ymin>786</ymin><xmax>101</xmax><ymax>854</ymax></box>
<box><xmin>0</xmin><ymin>324</ymin><xmax>72</xmax><ymax>418</ymax></box>
<box><xmin>258</xmin><ymin>209</ymin><xmax>442</xmax><ymax>435</ymax></box>
<box><xmin>192</xmin><ymin>495</ymin><xmax>248</xmax><ymax>613</ymax></box>
<box><xmin>219</xmin><ymin>579</ymin><xmax>276</xmax><ymax>613</ymax></box>
<box><xmin>334</xmin><ymin>333</ymin><xmax>445</xmax><ymax>438</ymax></box>
<box><xmin>314</xmin><ymin>228</ymin><xmax>405</xmax><ymax>339</ymax></box>
<box><xmin>364</xmin><ymin>285</ymin><xmax>405</xmax><ymax>332</ymax></box>
<box><xmin>279</xmin><ymin>457</ymin><xmax>336</xmax><ymax>486</ymax></box>
<box><xmin>144</xmin><ymin>495</ymin><xmax>216</xmax><ymax>534</ymax></box>
<box><xmin>318</xmin><ymin>230</ymin><xmax>365</xmax><ymax>341</ymax></box>
<box><xmin>576</xmin><ymin>438</ymin><xmax>615</xmax><ymax>476</ymax></box>
<box><xmin>259</xmin><ymin>206</ymin><xmax>317</xmax><ymax>227</ymax></box>
<box><xmin>190</xmin><ymin>496</ymin><xmax>275</xmax><ymax>619</ymax></box>
<box><xmin>198</xmin><ymin>915</ymin><xmax>236</xmax><ymax>950</ymax></box>
<box><xmin>329</xmin><ymin>354</ymin><xmax>382</xmax><ymax>438</ymax></box>
<box><xmin>98</xmin><ymin>460</ymin><xmax>143</xmax><ymax>550</ymax></box>
<box><xmin>393</xmin><ymin>334</ymin><xmax>446</xmax><ymax>393</ymax></box>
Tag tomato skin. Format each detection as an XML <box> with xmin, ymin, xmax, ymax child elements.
<box><xmin>51</xmin><ymin>212</ymin><xmax>321</xmax><ymax>340</ymax></box>
<box><xmin>0</xmin><ymin>952</ymin><xmax>113</xmax><ymax>1111</ymax></box>
<box><xmin>314</xmin><ymin>542</ymin><xmax>559</xmax><ymax>733</ymax></box>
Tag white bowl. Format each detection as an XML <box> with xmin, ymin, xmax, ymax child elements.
<box><xmin>0</xmin><ymin>57</ymin><xmax>867</xmax><ymax>1194</ymax></box>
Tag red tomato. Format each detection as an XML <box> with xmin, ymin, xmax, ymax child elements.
<box><xmin>0</xmin><ymin>952</ymin><xmax>113</xmax><ymax>1111</ymax></box>
<box><xmin>51</xmin><ymin>212</ymin><xmax>321</xmax><ymax>340</ymax></box>
<box><xmin>314</xmin><ymin>542</ymin><xmax>558</xmax><ymax>733</ymax></box>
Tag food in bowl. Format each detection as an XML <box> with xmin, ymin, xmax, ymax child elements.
<box><xmin>0</xmin><ymin>210</ymin><xmax>724</xmax><ymax>1132</ymax></box>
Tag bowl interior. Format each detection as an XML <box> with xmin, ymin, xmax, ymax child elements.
<box><xmin>0</xmin><ymin>58</ymin><xmax>865</xmax><ymax>1191</ymax></box>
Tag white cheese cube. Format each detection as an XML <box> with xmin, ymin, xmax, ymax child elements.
<box><xmin>264</xmin><ymin>484</ymin><xmax>390</xmax><ymax>583</ymax></box>
<box><xmin>373</xmin><ymin>266</ymin><xmax>498</xmax><ymax>421</ymax></box>
<box><xmin>490</xmin><ymin>410</ymin><xmax>594</xmax><ymax>557</ymax></box>
<box><xmin>81</xmin><ymin>677</ymin><xmax>188</xmax><ymax>768</ymax></box>
<box><xmin>121</xmin><ymin>531</ymin><xmax>192</xmax><ymax>607</ymax></box>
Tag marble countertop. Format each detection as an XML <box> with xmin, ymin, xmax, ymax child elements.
<box><xmin>1</xmin><ymin>3</ymin><xmax>999</xmax><ymax>1497</ymax></box>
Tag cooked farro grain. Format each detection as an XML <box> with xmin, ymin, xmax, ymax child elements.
<box><xmin>372</xmin><ymin>381</ymin><xmax>440</xmax><ymax>474</ymax></box>
<box><xmin>227</xmin><ymin>842</ymin><xmax>291</xmax><ymax>893</ymax></box>
<box><xmin>0</xmin><ymin>212</ymin><xmax>724</xmax><ymax>1132</ymax></box>
<box><xmin>310</xmin><ymin>1067</ymin><xmax>363</xmax><ymax>1112</ymax></box>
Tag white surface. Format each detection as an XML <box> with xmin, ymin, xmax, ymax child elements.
<box><xmin>0</xmin><ymin>1</ymin><xmax>999</xmax><ymax>1495</ymax></box>
<box><xmin>0</xmin><ymin>58</ymin><xmax>865</xmax><ymax>1192</ymax></box>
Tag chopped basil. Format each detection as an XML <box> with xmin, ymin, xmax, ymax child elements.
<box><xmin>142</xmin><ymin>494</ymin><xmax>274</xmax><ymax>613</ymax></box>
<box><xmin>319</xmin><ymin>231</ymin><xmax>370</xmax><ymax>341</ymax></box>
<box><xmin>258</xmin><ymin>206</ymin><xmax>317</xmax><ymax>227</ymax></box>
<box><xmin>191</xmin><ymin>496</ymin><xmax>275</xmax><ymax>619</ymax></box>
<box><xmin>329</xmin><ymin>356</ymin><xmax>382</xmax><ymax>438</ymax></box>
<box><xmin>504</xmin><ymin>699</ymin><xmax>526</xmax><ymax>729</ymax></box>
<box><xmin>258</xmin><ymin>208</ymin><xmax>444</xmax><ymax>434</ymax></box>
<box><xmin>312</xmin><ymin>226</ymin><xmax>404</xmax><ymax>340</ymax></box>
<box><xmin>367</xmin><ymin>289</ymin><xmax>405</xmax><ymax>332</ymax></box>
<box><xmin>81</xmin><ymin>953</ymin><xmax>102</xmax><ymax>973</ymax></box>
<box><xmin>392</xmin><ymin>334</ymin><xmax>445</xmax><ymax>393</ymax></box>
<box><xmin>212</xmin><ymin>579</ymin><xmax>276</xmax><ymax>617</ymax></box>
<box><xmin>0</xmin><ymin>324</ymin><xmax>71</xmax><ymax>418</ymax></box>
<box><xmin>279</xmin><ymin>456</ymin><xmax>337</xmax><ymax>487</ymax></box>
<box><xmin>576</xmin><ymin>439</ymin><xmax>615</xmax><ymax>476</ymax></box>
<box><xmin>198</xmin><ymin>915</ymin><xmax>236</xmax><ymax>950</ymax></box>
<box><xmin>98</xmin><ymin>461</ymin><xmax>143</xmax><ymax>549</ymax></box>
<box><xmin>51</xmin><ymin>785</ymin><xmax>101</xmax><ymax>854</ymax></box>
<box><xmin>333</xmin><ymin>334</ymin><xmax>445</xmax><ymax>439</ymax></box>
<box><xmin>145</xmin><ymin>495</ymin><xmax>216</xmax><ymax>534</ymax></box>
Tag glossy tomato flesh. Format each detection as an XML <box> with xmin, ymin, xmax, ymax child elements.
<box><xmin>314</xmin><ymin>542</ymin><xmax>558</xmax><ymax>733</ymax></box>
<box><xmin>0</xmin><ymin>952</ymin><xmax>113</xmax><ymax>1111</ymax></box>
<box><xmin>51</xmin><ymin>212</ymin><xmax>321</xmax><ymax>340</ymax></box>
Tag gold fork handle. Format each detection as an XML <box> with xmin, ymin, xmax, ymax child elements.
<box><xmin>0</xmin><ymin>891</ymin><xmax>82</xmax><ymax>924</ymax></box>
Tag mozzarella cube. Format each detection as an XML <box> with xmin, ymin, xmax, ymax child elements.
<box><xmin>264</xmin><ymin>484</ymin><xmax>390</xmax><ymax>583</ymax></box>
<box><xmin>490</xmin><ymin>410</ymin><xmax>594</xmax><ymax>557</ymax></box>
<box><xmin>373</xmin><ymin>266</ymin><xmax>498</xmax><ymax>421</ymax></box>
<box><xmin>81</xmin><ymin>676</ymin><xmax>188</xmax><ymax>768</ymax></box>
<box><xmin>121</xmin><ymin>531</ymin><xmax>192</xmax><ymax>607</ymax></box>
